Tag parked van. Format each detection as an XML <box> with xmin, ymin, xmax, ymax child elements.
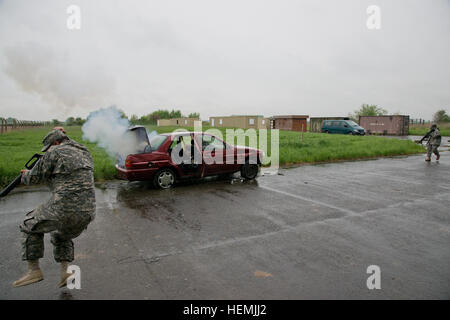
<box><xmin>321</xmin><ymin>120</ymin><xmax>365</xmax><ymax>135</ymax></box>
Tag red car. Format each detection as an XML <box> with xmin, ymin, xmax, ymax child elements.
<box><xmin>115</xmin><ymin>126</ymin><xmax>264</xmax><ymax>189</ymax></box>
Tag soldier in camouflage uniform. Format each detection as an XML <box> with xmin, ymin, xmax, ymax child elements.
<box><xmin>420</xmin><ymin>124</ymin><xmax>441</xmax><ymax>162</ymax></box>
<box><xmin>13</xmin><ymin>129</ymin><xmax>96</xmax><ymax>288</ymax></box>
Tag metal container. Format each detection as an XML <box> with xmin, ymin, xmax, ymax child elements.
<box><xmin>358</xmin><ymin>115</ymin><xmax>410</xmax><ymax>136</ymax></box>
<box><xmin>271</xmin><ymin>115</ymin><xmax>309</xmax><ymax>132</ymax></box>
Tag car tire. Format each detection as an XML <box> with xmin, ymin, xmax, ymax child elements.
<box><xmin>154</xmin><ymin>168</ymin><xmax>176</xmax><ymax>189</ymax></box>
<box><xmin>241</xmin><ymin>163</ymin><xmax>259</xmax><ymax>180</ymax></box>
<box><xmin>324</xmin><ymin>130</ymin><xmax>329</xmax><ymax>134</ymax></box>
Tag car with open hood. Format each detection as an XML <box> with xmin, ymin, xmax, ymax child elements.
<box><xmin>115</xmin><ymin>126</ymin><xmax>264</xmax><ymax>189</ymax></box>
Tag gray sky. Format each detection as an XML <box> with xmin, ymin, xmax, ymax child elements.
<box><xmin>0</xmin><ymin>0</ymin><xmax>449</xmax><ymax>121</ymax></box>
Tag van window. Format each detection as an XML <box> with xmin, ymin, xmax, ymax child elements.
<box><xmin>331</xmin><ymin>121</ymin><xmax>340</xmax><ymax>126</ymax></box>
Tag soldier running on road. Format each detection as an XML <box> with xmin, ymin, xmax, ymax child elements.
<box><xmin>13</xmin><ymin>129</ymin><xmax>96</xmax><ymax>288</ymax></box>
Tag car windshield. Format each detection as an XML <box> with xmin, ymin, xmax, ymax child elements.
<box><xmin>347</xmin><ymin>121</ymin><xmax>359</xmax><ymax>127</ymax></box>
<box><xmin>149</xmin><ymin>135</ymin><xmax>168</xmax><ymax>151</ymax></box>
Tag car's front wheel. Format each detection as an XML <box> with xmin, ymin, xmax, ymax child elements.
<box><xmin>241</xmin><ymin>163</ymin><xmax>259</xmax><ymax>180</ymax></box>
<box><xmin>154</xmin><ymin>168</ymin><xmax>176</xmax><ymax>189</ymax></box>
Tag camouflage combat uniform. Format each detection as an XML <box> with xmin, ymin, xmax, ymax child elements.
<box><xmin>20</xmin><ymin>139</ymin><xmax>96</xmax><ymax>262</ymax></box>
<box><xmin>426</xmin><ymin>128</ymin><xmax>441</xmax><ymax>159</ymax></box>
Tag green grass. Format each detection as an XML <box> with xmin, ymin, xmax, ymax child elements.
<box><xmin>409</xmin><ymin>123</ymin><xmax>450</xmax><ymax>136</ymax></box>
<box><xmin>0</xmin><ymin>126</ymin><xmax>425</xmax><ymax>187</ymax></box>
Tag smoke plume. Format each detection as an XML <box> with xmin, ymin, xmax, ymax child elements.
<box><xmin>82</xmin><ymin>106</ymin><xmax>139</xmax><ymax>160</ymax></box>
<box><xmin>3</xmin><ymin>43</ymin><xmax>116</xmax><ymax>115</ymax></box>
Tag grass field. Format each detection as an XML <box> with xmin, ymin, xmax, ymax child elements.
<box><xmin>0</xmin><ymin>126</ymin><xmax>425</xmax><ymax>187</ymax></box>
<box><xmin>409</xmin><ymin>123</ymin><xmax>450</xmax><ymax>136</ymax></box>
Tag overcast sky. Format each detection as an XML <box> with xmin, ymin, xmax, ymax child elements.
<box><xmin>0</xmin><ymin>0</ymin><xmax>449</xmax><ymax>121</ymax></box>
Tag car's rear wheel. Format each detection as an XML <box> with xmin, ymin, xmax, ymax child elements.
<box><xmin>241</xmin><ymin>163</ymin><xmax>259</xmax><ymax>180</ymax></box>
<box><xmin>154</xmin><ymin>168</ymin><xmax>176</xmax><ymax>189</ymax></box>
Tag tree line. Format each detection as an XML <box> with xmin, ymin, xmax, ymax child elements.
<box><xmin>52</xmin><ymin>109</ymin><xmax>201</xmax><ymax>126</ymax></box>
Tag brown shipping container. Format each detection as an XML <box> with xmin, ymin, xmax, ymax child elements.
<box><xmin>358</xmin><ymin>115</ymin><xmax>410</xmax><ymax>136</ymax></box>
<box><xmin>271</xmin><ymin>115</ymin><xmax>309</xmax><ymax>132</ymax></box>
<box><xmin>309</xmin><ymin>117</ymin><xmax>349</xmax><ymax>133</ymax></box>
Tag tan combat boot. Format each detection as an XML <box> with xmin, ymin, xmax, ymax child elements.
<box><xmin>58</xmin><ymin>261</ymin><xmax>72</xmax><ymax>288</ymax></box>
<box><xmin>13</xmin><ymin>260</ymin><xmax>44</xmax><ymax>287</ymax></box>
<box><xmin>425</xmin><ymin>157</ymin><xmax>431</xmax><ymax>162</ymax></box>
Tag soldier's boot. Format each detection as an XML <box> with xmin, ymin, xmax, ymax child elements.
<box><xmin>425</xmin><ymin>157</ymin><xmax>431</xmax><ymax>162</ymax></box>
<box><xmin>13</xmin><ymin>260</ymin><xmax>43</xmax><ymax>287</ymax></box>
<box><xmin>58</xmin><ymin>261</ymin><xmax>71</xmax><ymax>288</ymax></box>
<box><xmin>436</xmin><ymin>154</ymin><xmax>440</xmax><ymax>161</ymax></box>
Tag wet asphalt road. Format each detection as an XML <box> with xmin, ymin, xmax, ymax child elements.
<box><xmin>0</xmin><ymin>152</ymin><xmax>449</xmax><ymax>299</ymax></box>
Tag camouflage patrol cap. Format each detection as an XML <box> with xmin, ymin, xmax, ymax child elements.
<box><xmin>41</xmin><ymin>129</ymin><xmax>68</xmax><ymax>152</ymax></box>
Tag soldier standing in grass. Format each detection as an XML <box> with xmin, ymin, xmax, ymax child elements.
<box><xmin>420</xmin><ymin>123</ymin><xmax>441</xmax><ymax>162</ymax></box>
<box><xmin>13</xmin><ymin>129</ymin><xmax>96</xmax><ymax>288</ymax></box>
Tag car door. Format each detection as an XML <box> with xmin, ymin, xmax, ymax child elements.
<box><xmin>341</xmin><ymin>121</ymin><xmax>350</xmax><ymax>134</ymax></box>
<box><xmin>169</xmin><ymin>134</ymin><xmax>203</xmax><ymax>177</ymax></box>
<box><xmin>329</xmin><ymin>121</ymin><xmax>338</xmax><ymax>133</ymax></box>
<box><xmin>197</xmin><ymin>134</ymin><xmax>227</xmax><ymax>175</ymax></box>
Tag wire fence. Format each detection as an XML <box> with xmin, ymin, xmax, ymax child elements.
<box><xmin>0</xmin><ymin>117</ymin><xmax>51</xmax><ymax>134</ymax></box>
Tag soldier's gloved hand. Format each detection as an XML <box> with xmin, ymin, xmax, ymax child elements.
<box><xmin>21</xmin><ymin>169</ymin><xmax>29</xmax><ymax>177</ymax></box>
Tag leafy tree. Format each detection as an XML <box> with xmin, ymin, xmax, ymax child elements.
<box><xmin>118</xmin><ymin>110</ymin><xmax>128</xmax><ymax>120</ymax></box>
<box><xmin>139</xmin><ymin>109</ymin><xmax>184</xmax><ymax>124</ymax></box>
<box><xmin>350</xmin><ymin>104</ymin><xmax>387</xmax><ymax>121</ymax></box>
<box><xmin>65</xmin><ymin>117</ymin><xmax>75</xmax><ymax>126</ymax></box>
<box><xmin>432</xmin><ymin>109</ymin><xmax>450</xmax><ymax>123</ymax></box>
<box><xmin>52</xmin><ymin>119</ymin><xmax>61</xmax><ymax>126</ymax></box>
<box><xmin>188</xmin><ymin>112</ymin><xmax>200</xmax><ymax>118</ymax></box>
<box><xmin>75</xmin><ymin>117</ymin><xmax>85</xmax><ymax>125</ymax></box>
<box><xmin>130</xmin><ymin>114</ymin><xmax>139</xmax><ymax>123</ymax></box>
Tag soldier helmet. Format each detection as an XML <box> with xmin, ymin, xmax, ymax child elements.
<box><xmin>430</xmin><ymin>123</ymin><xmax>437</xmax><ymax>130</ymax></box>
<box><xmin>41</xmin><ymin>129</ymin><xmax>68</xmax><ymax>152</ymax></box>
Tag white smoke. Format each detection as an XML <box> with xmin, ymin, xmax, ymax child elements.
<box><xmin>82</xmin><ymin>106</ymin><xmax>140</xmax><ymax>160</ymax></box>
<box><xmin>3</xmin><ymin>43</ymin><xmax>116</xmax><ymax>115</ymax></box>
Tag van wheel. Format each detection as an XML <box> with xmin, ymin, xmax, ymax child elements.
<box><xmin>241</xmin><ymin>163</ymin><xmax>259</xmax><ymax>180</ymax></box>
<box><xmin>154</xmin><ymin>168</ymin><xmax>176</xmax><ymax>189</ymax></box>
<box><xmin>324</xmin><ymin>130</ymin><xmax>329</xmax><ymax>134</ymax></box>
